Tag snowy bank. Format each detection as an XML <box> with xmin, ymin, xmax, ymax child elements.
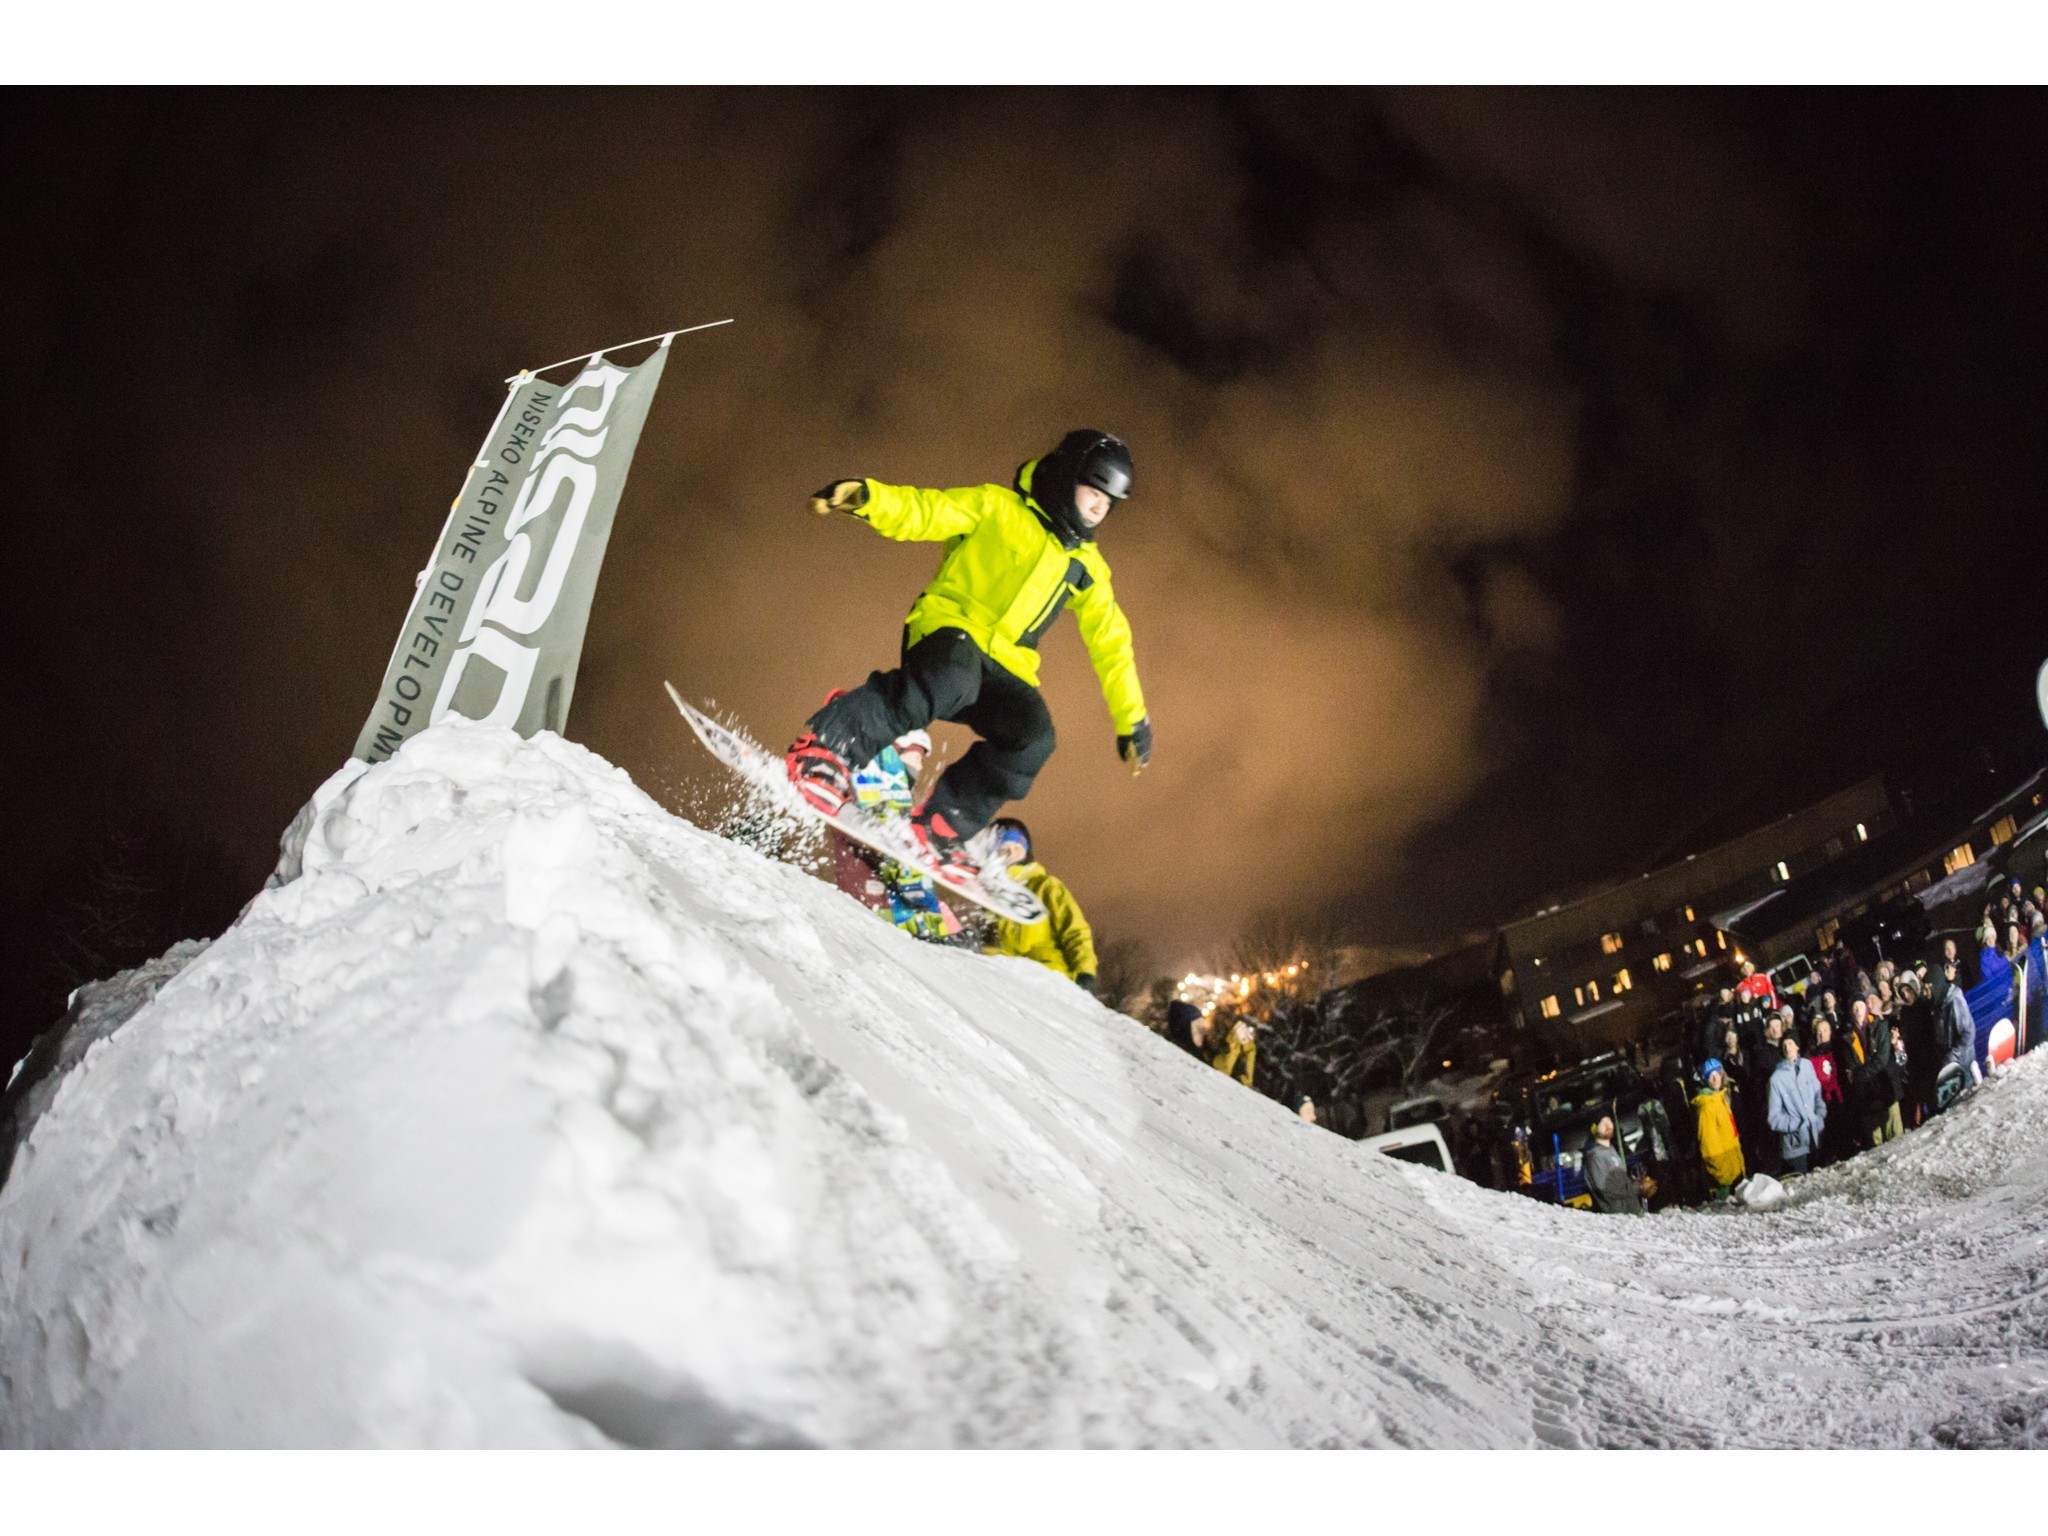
<box><xmin>2</xmin><ymin>722</ymin><xmax>2044</xmax><ymax>1447</ymax></box>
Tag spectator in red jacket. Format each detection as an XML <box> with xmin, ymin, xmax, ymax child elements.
<box><xmin>1735</xmin><ymin>960</ymin><xmax>1778</xmax><ymax>1012</ymax></box>
<box><xmin>1808</xmin><ymin>1015</ymin><xmax>1847</xmax><ymax>1165</ymax></box>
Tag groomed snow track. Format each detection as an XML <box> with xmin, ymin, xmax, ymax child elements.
<box><xmin>2</xmin><ymin>723</ymin><xmax>2044</xmax><ymax>1447</ymax></box>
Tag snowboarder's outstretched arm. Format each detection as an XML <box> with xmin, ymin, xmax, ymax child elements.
<box><xmin>812</xmin><ymin>478</ymin><xmax>995</xmax><ymax>543</ymax></box>
<box><xmin>1071</xmin><ymin>563</ymin><xmax>1149</xmax><ymax>763</ymax></box>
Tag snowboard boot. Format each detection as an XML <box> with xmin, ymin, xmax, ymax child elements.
<box><xmin>787</xmin><ymin>695</ymin><xmax>855</xmax><ymax>817</ymax></box>
<box><xmin>908</xmin><ymin>803</ymin><xmax>979</xmax><ymax>886</ymax></box>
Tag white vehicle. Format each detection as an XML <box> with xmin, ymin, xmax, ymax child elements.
<box><xmin>1386</xmin><ymin>1094</ymin><xmax>1449</xmax><ymax>1132</ymax></box>
<box><xmin>1769</xmin><ymin>953</ymin><xmax>1817</xmax><ymax>999</ymax></box>
<box><xmin>1357</xmin><ymin>1122</ymin><xmax>1456</xmax><ymax>1175</ymax></box>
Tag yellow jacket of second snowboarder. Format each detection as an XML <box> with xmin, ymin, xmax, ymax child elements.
<box><xmin>1692</xmin><ymin>1086</ymin><xmax>1746</xmax><ymax>1187</ymax></box>
<box><xmin>988</xmin><ymin>860</ymin><xmax>1098</xmax><ymax>981</ymax></box>
<box><xmin>1211</xmin><ymin>1025</ymin><xmax>1256</xmax><ymax>1087</ymax></box>
<box><xmin>847</xmin><ymin>466</ymin><xmax>1148</xmax><ymax>733</ymax></box>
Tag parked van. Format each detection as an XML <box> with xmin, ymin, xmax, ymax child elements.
<box><xmin>1769</xmin><ymin>952</ymin><xmax>1817</xmax><ymax>999</ymax></box>
<box><xmin>1357</xmin><ymin>1122</ymin><xmax>1456</xmax><ymax>1175</ymax></box>
<box><xmin>1386</xmin><ymin>1095</ymin><xmax>1449</xmax><ymax>1132</ymax></box>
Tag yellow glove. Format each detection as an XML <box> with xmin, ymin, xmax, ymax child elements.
<box><xmin>809</xmin><ymin>479</ymin><xmax>869</xmax><ymax>517</ymax></box>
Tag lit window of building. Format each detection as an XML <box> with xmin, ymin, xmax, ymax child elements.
<box><xmin>1945</xmin><ymin>843</ymin><xmax>1976</xmax><ymax>875</ymax></box>
<box><xmin>1856</xmin><ymin>823</ymin><xmax>1868</xmax><ymax>841</ymax></box>
<box><xmin>1653</xmin><ymin>952</ymin><xmax>1672</xmax><ymax>972</ymax></box>
<box><xmin>1717</xmin><ymin>931</ymin><xmax>1728</xmax><ymax>950</ymax></box>
<box><xmin>1615</xmin><ymin>968</ymin><xmax>1632</xmax><ymax>992</ymax></box>
<box><xmin>1696</xmin><ymin>938</ymin><xmax>1709</xmax><ymax>957</ymax></box>
<box><xmin>1587</xmin><ymin>979</ymin><xmax>1601</xmax><ymax>1002</ymax></box>
<box><xmin>1684</xmin><ymin>906</ymin><xmax>1695</xmax><ymax>922</ymax></box>
<box><xmin>1540</xmin><ymin>995</ymin><xmax>1560</xmax><ymax>1019</ymax></box>
<box><xmin>1775</xmin><ymin>860</ymin><xmax>1790</xmax><ymax>881</ymax></box>
<box><xmin>1990</xmin><ymin>815</ymin><xmax>2018</xmax><ymax>846</ymax></box>
<box><xmin>1600</xmin><ymin>931</ymin><xmax>1624</xmax><ymax>955</ymax></box>
<box><xmin>1573</xmin><ymin>985</ymin><xmax>1585</xmax><ymax>1007</ymax></box>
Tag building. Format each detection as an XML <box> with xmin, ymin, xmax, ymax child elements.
<box><xmin>1716</xmin><ymin>766</ymin><xmax>2048</xmax><ymax>971</ymax></box>
<box><xmin>1322</xmin><ymin>760</ymin><xmax>2048</xmax><ymax>1069</ymax></box>
<box><xmin>1495</xmin><ymin>779</ymin><xmax>1895</xmax><ymax>1052</ymax></box>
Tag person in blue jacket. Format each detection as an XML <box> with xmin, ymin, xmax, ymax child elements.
<box><xmin>1766</xmin><ymin>1036</ymin><xmax>1827</xmax><ymax>1174</ymax></box>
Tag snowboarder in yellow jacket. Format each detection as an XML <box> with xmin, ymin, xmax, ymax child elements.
<box><xmin>785</xmin><ymin>431</ymin><xmax>1151</xmax><ymax>883</ymax></box>
<box><xmin>1692</xmin><ymin>1061</ymin><xmax>1747</xmax><ymax>1190</ymax></box>
<box><xmin>1209</xmin><ymin>1012</ymin><xmax>1257</xmax><ymax>1087</ymax></box>
<box><xmin>985</xmin><ymin>818</ymin><xmax>1099</xmax><ymax>993</ymax></box>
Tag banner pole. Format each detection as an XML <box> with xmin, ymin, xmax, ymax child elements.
<box><xmin>510</xmin><ymin>317</ymin><xmax>733</xmax><ymax>384</ymax></box>
<box><xmin>419</xmin><ymin>373</ymin><xmax>529</xmax><ymax>591</ymax></box>
<box><xmin>357</xmin><ymin>373</ymin><xmax>531</xmax><ymax>742</ymax></box>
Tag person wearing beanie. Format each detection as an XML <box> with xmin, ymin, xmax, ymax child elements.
<box><xmin>1692</xmin><ymin>1061</ymin><xmax>1746</xmax><ymax>1192</ymax></box>
<box><xmin>1581</xmin><ymin>1114</ymin><xmax>1648</xmax><ymax>1215</ymax></box>
<box><xmin>2026</xmin><ymin>915</ymin><xmax>2048</xmax><ymax>1055</ymax></box>
<box><xmin>1767</xmin><ymin>1036</ymin><xmax>1827</xmax><ymax>1175</ymax></box>
<box><xmin>1164</xmin><ymin>998</ymin><xmax>1206</xmax><ymax>1056</ymax></box>
<box><xmin>1209</xmin><ymin>1010</ymin><xmax>1258</xmax><ymax>1088</ymax></box>
<box><xmin>1896</xmin><ymin>970</ymin><xmax>1940</xmax><ymax>1126</ymax></box>
<box><xmin>784</xmin><ymin>431</ymin><xmax>1152</xmax><ymax>886</ymax></box>
<box><xmin>982</xmin><ymin>817</ymin><xmax>1099</xmax><ymax>993</ymax></box>
<box><xmin>1808</xmin><ymin>1016</ymin><xmax>1852</xmax><ymax>1163</ymax></box>
<box><xmin>1933</xmin><ymin>956</ymin><xmax>1977</xmax><ymax>1104</ymax></box>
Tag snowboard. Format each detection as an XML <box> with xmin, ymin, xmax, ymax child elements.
<box><xmin>664</xmin><ymin>682</ymin><xmax>1046</xmax><ymax>924</ymax></box>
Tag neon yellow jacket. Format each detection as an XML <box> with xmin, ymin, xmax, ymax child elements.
<box><xmin>847</xmin><ymin>466</ymin><xmax>1148</xmax><ymax>733</ymax></box>
<box><xmin>1212</xmin><ymin>1031</ymin><xmax>1256</xmax><ymax>1087</ymax></box>
<box><xmin>1692</xmin><ymin>1087</ymin><xmax>1746</xmax><ymax>1187</ymax></box>
<box><xmin>989</xmin><ymin>860</ymin><xmax>1098</xmax><ymax>980</ymax></box>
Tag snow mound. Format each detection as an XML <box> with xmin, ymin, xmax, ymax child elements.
<box><xmin>3</xmin><ymin>722</ymin><xmax>2045</xmax><ymax>1447</ymax></box>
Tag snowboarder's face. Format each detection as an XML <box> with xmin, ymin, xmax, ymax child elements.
<box><xmin>1075</xmin><ymin>484</ymin><xmax>1112</xmax><ymax>527</ymax></box>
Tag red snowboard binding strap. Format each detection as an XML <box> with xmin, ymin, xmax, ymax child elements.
<box><xmin>909</xmin><ymin>804</ymin><xmax>980</xmax><ymax>887</ymax></box>
<box><xmin>786</xmin><ymin>730</ymin><xmax>853</xmax><ymax>817</ymax></box>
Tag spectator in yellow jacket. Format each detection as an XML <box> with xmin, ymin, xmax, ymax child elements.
<box><xmin>784</xmin><ymin>431</ymin><xmax>1152</xmax><ymax>886</ymax></box>
<box><xmin>1209</xmin><ymin>1011</ymin><xmax>1257</xmax><ymax>1087</ymax></box>
<box><xmin>1692</xmin><ymin>1060</ymin><xmax>1747</xmax><ymax>1191</ymax></box>
<box><xmin>985</xmin><ymin>819</ymin><xmax>1099</xmax><ymax>993</ymax></box>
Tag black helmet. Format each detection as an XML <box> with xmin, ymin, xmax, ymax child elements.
<box><xmin>1064</xmin><ymin>429</ymin><xmax>1133</xmax><ymax>501</ymax></box>
<box><xmin>1021</xmin><ymin>429</ymin><xmax>1132</xmax><ymax>548</ymax></box>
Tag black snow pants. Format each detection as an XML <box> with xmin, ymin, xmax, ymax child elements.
<box><xmin>808</xmin><ymin>627</ymin><xmax>1055</xmax><ymax>840</ymax></box>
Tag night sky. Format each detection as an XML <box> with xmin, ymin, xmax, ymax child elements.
<box><xmin>6</xmin><ymin>88</ymin><xmax>2048</xmax><ymax>1061</ymax></box>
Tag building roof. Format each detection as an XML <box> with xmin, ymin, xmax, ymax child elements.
<box><xmin>1499</xmin><ymin>777</ymin><xmax>1890</xmax><ymax>959</ymax></box>
<box><xmin>1719</xmin><ymin>766</ymin><xmax>2048</xmax><ymax>949</ymax></box>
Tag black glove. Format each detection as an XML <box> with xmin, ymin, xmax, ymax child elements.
<box><xmin>1117</xmin><ymin>716</ymin><xmax>1152</xmax><ymax>774</ymax></box>
<box><xmin>809</xmin><ymin>479</ymin><xmax>869</xmax><ymax>516</ymax></box>
<box><xmin>1075</xmin><ymin>973</ymin><xmax>1098</xmax><ymax>996</ymax></box>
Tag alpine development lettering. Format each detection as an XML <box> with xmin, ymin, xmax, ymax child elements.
<box><xmin>353</xmin><ymin>340</ymin><xmax>671</xmax><ymax>763</ymax></box>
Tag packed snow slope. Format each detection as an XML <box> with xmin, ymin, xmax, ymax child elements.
<box><xmin>3</xmin><ymin>723</ymin><xmax>2045</xmax><ymax>1448</ymax></box>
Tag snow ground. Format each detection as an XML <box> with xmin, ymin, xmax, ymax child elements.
<box><xmin>2</xmin><ymin>722</ymin><xmax>2043</xmax><ymax>1447</ymax></box>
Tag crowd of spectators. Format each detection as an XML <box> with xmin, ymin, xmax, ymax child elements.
<box><xmin>1672</xmin><ymin>880</ymin><xmax>2046</xmax><ymax>1204</ymax></box>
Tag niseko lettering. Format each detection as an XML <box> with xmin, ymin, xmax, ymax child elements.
<box><xmin>433</xmin><ymin>365</ymin><xmax>625</xmax><ymax>730</ymax></box>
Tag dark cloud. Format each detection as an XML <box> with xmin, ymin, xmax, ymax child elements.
<box><xmin>5</xmin><ymin>88</ymin><xmax>2047</xmax><ymax>1066</ymax></box>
